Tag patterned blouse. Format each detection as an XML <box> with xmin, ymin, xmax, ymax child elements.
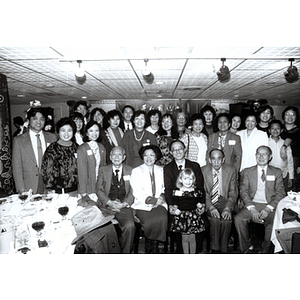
<box><xmin>41</xmin><ymin>141</ymin><xmax>78</xmax><ymax>190</ymax></box>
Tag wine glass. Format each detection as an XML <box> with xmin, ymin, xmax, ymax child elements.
<box><xmin>43</xmin><ymin>189</ymin><xmax>54</xmax><ymax>203</ymax></box>
<box><xmin>58</xmin><ymin>206</ymin><xmax>69</xmax><ymax>221</ymax></box>
<box><xmin>18</xmin><ymin>188</ymin><xmax>28</xmax><ymax>204</ymax></box>
<box><xmin>31</xmin><ymin>220</ymin><xmax>45</xmax><ymax>238</ymax></box>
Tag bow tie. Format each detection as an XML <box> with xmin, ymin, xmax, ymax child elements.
<box><xmin>282</xmin><ymin>208</ymin><xmax>300</xmax><ymax>224</ymax></box>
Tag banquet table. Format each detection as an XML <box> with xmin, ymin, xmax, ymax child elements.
<box><xmin>271</xmin><ymin>192</ymin><xmax>300</xmax><ymax>253</ymax></box>
<box><xmin>0</xmin><ymin>192</ymin><xmax>84</xmax><ymax>254</ymax></box>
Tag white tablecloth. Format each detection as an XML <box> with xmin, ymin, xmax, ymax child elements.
<box><xmin>271</xmin><ymin>195</ymin><xmax>300</xmax><ymax>253</ymax></box>
<box><xmin>0</xmin><ymin>193</ymin><xmax>84</xmax><ymax>254</ymax></box>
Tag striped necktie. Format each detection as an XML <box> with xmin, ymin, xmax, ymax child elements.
<box><xmin>36</xmin><ymin>133</ymin><xmax>43</xmax><ymax>169</ymax></box>
<box><xmin>211</xmin><ymin>170</ymin><xmax>219</xmax><ymax>205</ymax></box>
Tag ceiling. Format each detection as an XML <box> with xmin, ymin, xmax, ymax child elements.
<box><xmin>1</xmin><ymin>46</ymin><xmax>299</xmax><ymax>107</ymax></box>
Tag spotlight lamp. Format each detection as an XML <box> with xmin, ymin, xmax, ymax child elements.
<box><xmin>217</xmin><ymin>58</ymin><xmax>231</xmax><ymax>83</ymax></box>
<box><xmin>284</xmin><ymin>58</ymin><xmax>299</xmax><ymax>83</ymax></box>
<box><xmin>142</xmin><ymin>59</ymin><xmax>154</xmax><ymax>84</ymax></box>
<box><xmin>75</xmin><ymin>60</ymin><xmax>87</xmax><ymax>85</ymax></box>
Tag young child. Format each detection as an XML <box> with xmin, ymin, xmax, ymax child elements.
<box><xmin>169</xmin><ymin>168</ymin><xmax>205</xmax><ymax>254</ymax></box>
<box><xmin>268</xmin><ymin>119</ymin><xmax>294</xmax><ymax>192</ymax></box>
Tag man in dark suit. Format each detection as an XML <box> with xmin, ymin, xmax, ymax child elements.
<box><xmin>234</xmin><ymin>145</ymin><xmax>286</xmax><ymax>253</ymax></box>
<box><xmin>12</xmin><ymin>107</ymin><xmax>57</xmax><ymax>194</ymax></box>
<box><xmin>206</xmin><ymin>113</ymin><xmax>242</xmax><ymax>172</ymax></box>
<box><xmin>96</xmin><ymin>146</ymin><xmax>135</xmax><ymax>253</ymax></box>
<box><xmin>164</xmin><ymin>139</ymin><xmax>209</xmax><ymax>253</ymax></box>
<box><xmin>202</xmin><ymin>149</ymin><xmax>238</xmax><ymax>253</ymax></box>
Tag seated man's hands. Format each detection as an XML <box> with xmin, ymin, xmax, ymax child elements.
<box><xmin>249</xmin><ymin>207</ymin><xmax>261</xmax><ymax>222</ymax></box>
<box><xmin>210</xmin><ymin>207</ymin><xmax>220</xmax><ymax>219</ymax></box>
<box><xmin>153</xmin><ymin>194</ymin><xmax>166</xmax><ymax>208</ymax></box>
<box><xmin>259</xmin><ymin>206</ymin><xmax>271</xmax><ymax>220</ymax></box>
<box><xmin>221</xmin><ymin>207</ymin><xmax>232</xmax><ymax>220</ymax></box>
<box><xmin>145</xmin><ymin>196</ymin><xmax>158</xmax><ymax>205</ymax></box>
<box><xmin>106</xmin><ymin>199</ymin><xmax>124</xmax><ymax>213</ymax></box>
<box><xmin>78</xmin><ymin>194</ymin><xmax>97</xmax><ymax>207</ymax></box>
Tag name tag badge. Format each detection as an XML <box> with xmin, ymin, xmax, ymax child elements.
<box><xmin>228</xmin><ymin>140</ymin><xmax>236</xmax><ymax>145</ymax></box>
<box><xmin>174</xmin><ymin>190</ymin><xmax>183</xmax><ymax>196</ymax></box>
<box><xmin>123</xmin><ymin>175</ymin><xmax>130</xmax><ymax>181</ymax></box>
<box><xmin>267</xmin><ymin>175</ymin><xmax>275</xmax><ymax>181</ymax></box>
<box><xmin>74</xmin><ymin>153</ymin><xmax>77</xmax><ymax>159</ymax></box>
<box><xmin>87</xmin><ymin>149</ymin><xmax>93</xmax><ymax>156</ymax></box>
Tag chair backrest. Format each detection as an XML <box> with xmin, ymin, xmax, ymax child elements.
<box><xmin>291</xmin><ymin>232</ymin><xmax>300</xmax><ymax>254</ymax></box>
<box><xmin>276</xmin><ymin>227</ymin><xmax>300</xmax><ymax>254</ymax></box>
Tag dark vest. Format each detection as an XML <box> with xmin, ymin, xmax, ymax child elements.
<box><xmin>108</xmin><ymin>170</ymin><xmax>126</xmax><ymax>202</ymax></box>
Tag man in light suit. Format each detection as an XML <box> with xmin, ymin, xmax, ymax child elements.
<box><xmin>234</xmin><ymin>145</ymin><xmax>286</xmax><ymax>253</ymax></box>
<box><xmin>206</xmin><ymin>113</ymin><xmax>242</xmax><ymax>172</ymax></box>
<box><xmin>202</xmin><ymin>149</ymin><xmax>238</xmax><ymax>253</ymax></box>
<box><xmin>96</xmin><ymin>146</ymin><xmax>135</xmax><ymax>253</ymax></box>
<box><xmin>12</xmin><ymin>107</ymin><xmax>57</xmax><ymax>194</ymax></box>
<box><xmin>164</xmin><ymin>139</ymin><xmax>209</xmax><ymax>253</ymax></box>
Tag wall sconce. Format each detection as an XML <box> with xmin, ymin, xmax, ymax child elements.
<box><xmin>284</xmin><ymin>58</ymin><xmax>299</xmax><ymax>83</ymax></box>
<box><xmin>75</xmin><ymin>60</ymin><xmax>86</xmax><ymax>85</ymax></box>
<box><xmin>142</xmin><ymin>59</ymin><xmax>154</xmax><ymax>84</ymax></box>
<box><xmin>217</xmin><ymin>58</ymin><xmax>231</xmax><ymax>83</ymax></box>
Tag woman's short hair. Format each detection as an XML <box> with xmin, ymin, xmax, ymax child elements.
<box><xmin>83</xmin><ymin>120</ymin><xmax>102</xmax><ymax>143</ymax></box>
<box><xmin>216</xmin><ymin>112</ymin><xmax>231</xmax><ymax>124</ymax></box>
<box><xmin>133</xmin><ymin>110</ymin><xmax>147</xmax><ymax>122</ymax></box>
<box><xmin>146</xmin><ymin>109</ymin><xmax>162</xmax><ymax>127</ymax></box>
<box><xmin>138</xmin><ymin>144</ymin><xmax>162</xmax><ymax>161</ymax></box>
<box><xmin>190</xmin><ymin>113</ymin><xmax>206</xmax><ymax>126</ymax></box>
<box><xmin>70</xmin><ymin>112</ymin><xmax>85</xmax><ymax>136</ymax></box>
<box><xmin>56</xmin><ymin>117</ymin><xmax>77</xmax><ymax>135</ymax></box>
<box><xmin>90</xmin><ymin>107</ymin><xmax>106</xmax><ymax>122</ymax></box>
<box><xmin>257</xmin><ymin>105</ymin><xmax>274</xmax><ymax>117</ymax></box>
<box><xmin>281</xmin><ymin>106</ymin><xmax>299</xmax><ymax>121</ymax></box>
<box><xmin>243</xmin><ymin>110</ymin><xmax>259</xmax><ymax>124</ymax></box>
<box><xmin>176</xmin><ymin>168</ymin><xmax>196</xmax><ymax>189</ymax></box>
<box><xmin>103</xmin><ymin>109</ymin><xmax>123</xmax><ymax>129</ymax></box>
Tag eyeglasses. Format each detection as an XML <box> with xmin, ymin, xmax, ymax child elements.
<box><xmin>285</xmin><ymin>112</ymin><xmax>296</xmax><ymax>116</ymax></box>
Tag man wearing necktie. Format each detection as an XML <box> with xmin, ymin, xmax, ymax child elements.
<box><xmin>202</xmin><ymin>149</ymin><xmax>238</xmax><ymax>253</ymax></box>
<box><xmin>164</xmin><ymin>140</ymin><xmax>209</xmax><ymax>253</ymax></box>
<box><xmin>12</xmin><ymin>107</ymin><xmax>56</xmax><ymax>194</ymax></box>
<box><xmin>96</xmin><ymin>146</ymin><xmax>135</xmax><ymax>253</ymax></box>
<box><xmin>234</xmin><ymin>145</ymin><xmax>286</xmax><ymax>253</ymax></box>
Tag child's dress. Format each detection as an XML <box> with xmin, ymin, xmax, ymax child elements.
<box><xmin>170</xmin><ymin>190</ymin><xmax>205</xmax><ymax>234</ymax></box>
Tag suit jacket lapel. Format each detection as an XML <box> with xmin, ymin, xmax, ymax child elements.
<box><xmin>23</xmin><ymin>133</ymin><xmax>37</xmax><ymax>163</ymax></box>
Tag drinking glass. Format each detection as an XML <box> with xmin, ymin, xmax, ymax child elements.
<box><xmin>18</xmin><ymin>188</ymin><xmax>29</xmax><ymax>204</ymax></box>
<box><xmin>58</xmin><ymin>206</ymin><xmax>69</xmax><ymax>221</ymax></box>
<box><xmin>31</xmin><ymin>221</ymin><xmax>45</xmax><ymax>238</ymax></box>
<box><xmin>43</xmin><ymin>189</ymin><xmax>54</xmax><ymax>203</ymax></box>
<box><xmin>15</xmin><ymin>223</ymin><xmax>31</xmax><ymax>254</ymax></box>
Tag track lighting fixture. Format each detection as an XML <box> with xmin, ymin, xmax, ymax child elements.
<box><xmin>217</xmin><ymin>58</ymin><xmax>231</xmax><ymax>83</ymax></box>
<box><xmin>75</xmin><ymin>60</ymin><xmax>86</xmax><ymax>85</ymax></box>
<box><xmin>284</xmin><ymin>58</ymin><xmax>299</xmax><ymax>83</ymax></box>
<box><xmin>142</xmin><ymin>59</ymin><xmax>154</xmax><ymax>84</ymax></box>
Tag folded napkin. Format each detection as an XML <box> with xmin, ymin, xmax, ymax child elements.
<box><xmin>282</xmin><ymin>208</ymin><xmax>300</xmax><ymax>224</ymax></box>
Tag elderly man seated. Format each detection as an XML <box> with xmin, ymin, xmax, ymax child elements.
<box><xmin>234</xmin><ymin>145</ymin><xmax>286</xmax><ymax>253</ymax></box>
<box><xmin>96</xmin><ymin>146</ymin><xmax>135</xmax><ymax>254</ymax></box>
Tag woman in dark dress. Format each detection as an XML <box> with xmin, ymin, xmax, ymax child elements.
<box><xmin>281</xmin><ymin>106</ymin><xmax>300</xmax><ymax>191</ymax></box>
<box><xmin>41</xmin><ymin>117</ymin><xmax>78</xmax><ymax>194</ymax></box>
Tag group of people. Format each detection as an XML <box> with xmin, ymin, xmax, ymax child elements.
<box><xmin>11</xmin><ymin>100</ymin><xmax>300</xmax><ymax>254</ymax></box>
